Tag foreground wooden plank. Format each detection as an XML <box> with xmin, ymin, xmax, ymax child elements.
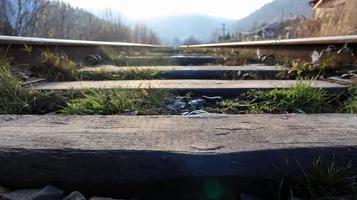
<box><xmin>33</xmin><ymin>80</ymin><xmax>345</xmax><ymax>96</ymax></box>
<box><xmin>0</xmin><ymin>114</ymin><xmax>356</xmax><ymax>152</ymax></box>
<box><xmin>0</xmin><ymin>114</ymin><xmax>356</xmax><ymax>186</ymax></box>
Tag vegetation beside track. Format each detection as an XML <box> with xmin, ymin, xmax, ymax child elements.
<box><xmin>80</xmin><ymin>67</ymin><xmax>161</xmax><ymax>80</ymax></box>
<box><xmin>1</xmin><ymin>51</ymin><xmax>356</xmax><ymax>115</ymax></box>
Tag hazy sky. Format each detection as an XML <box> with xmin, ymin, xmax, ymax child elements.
<box><xmin>60</xmin><ymin>0</ymin><xmax>273</xmax><ymax>20</ymax></box>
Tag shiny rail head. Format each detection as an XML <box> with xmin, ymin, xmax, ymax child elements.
<box><xmin>0</xmin><ymin>35</ymin><xmax>163</xmax><ymax>48</ymax></box>
<box><xmin>180</xmin><ymin>35</ymin><xmax>357</xmax><ymax>48</ymax></box>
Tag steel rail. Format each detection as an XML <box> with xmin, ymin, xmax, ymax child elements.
<box><xmin>181</xmin><ymin>35</ymin><xmax>357</xmax><ymax>48</ymax></box>
<box><xmin>0</xmin><ymin>35</ymin><xmax>162</xmax><ymax>47</ymax></box>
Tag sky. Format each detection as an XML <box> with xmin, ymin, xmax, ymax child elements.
<box><xmin>59</xmin><ymin>0</ymin><xmax>273</xmax><ymax>21</ymax></box>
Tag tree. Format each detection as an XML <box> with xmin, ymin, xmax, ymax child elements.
<box><xmin>183</xmin><ymin>35</ymin><xmax>201</xmax><ymax>45</ymax></box>
<box><xmin>0</xmin><ymin>0</ymin><xmax>47</xmax><ymax>36</ymax></box>
<box><xmin>0</xmin><ymin>0</ymin><xmax>161</xmax><ymax>44</ymax></box>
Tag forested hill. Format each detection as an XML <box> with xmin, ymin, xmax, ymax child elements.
<box><xmin>0</xmin><ymin>0</ymin><xmax>160</xmax><ymax>44</ymax></box>
<box><xmin>235</xmin><ymin>0</ymin><xmax>313</xmax><ymax>31</ymax></box>
<box><xmin>142</xmin><ymin>0</ymin><xmax>313</xmax><ymax>44</ymax></box>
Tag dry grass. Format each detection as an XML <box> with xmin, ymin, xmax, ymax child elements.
<box><xmin>30</xmin><ymin>51</ymin><xmax>79</xmax><ymax>81</ymax></box>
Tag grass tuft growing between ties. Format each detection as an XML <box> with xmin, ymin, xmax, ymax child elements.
<box><xmin>0</xmin><ymin>58</ymin><xmax>66</xmax><ymax>114</ymax></box>
<box><xmin>341</xmin><ymin>86</ymin><xmax>357</xmax><ymax>114</ymax></box>
<box><xmin>61</xmin><ymin>89</ymin><xmax>170</xmax><ymax>115</ymax></box>
<box><xmin>278</xmin><ymin>158</ymin><xmax>357</xmax><ymax>199</ymax></box>
<box><xmin>100</xmin><ymin>46</ymin><xmax>175</xmax><ymax>66</ymax></box>
<box><xmin>80</xmin><ymin>67</ymin><xmax>161</xmax><ymax>80</ymax></box>
<box><xmin>219</xmin><ymin>82</ymin><xmax>333</xmax><ymax>114</ymax></box>
<box><xmin>30</xmin><ymin>51</ymin><xmax>79</xmax><ymax>81</ymax></box>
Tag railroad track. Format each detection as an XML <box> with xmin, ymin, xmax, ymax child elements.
<box><xmin>181</xmin><ymin>35</ymin><xmax>357</xmax><ymax>48</ymax></box>
<box><xmin>182</xmin><ymin>35</ymin><xmax>357</xmax><ymax>64</ymax></box>
<box><xmin>0</xmin><ymin>35</ymin><xmax>162</xmax><ymax>47</ymax></box>
<box><xmin>0</xmin><ymin>35</ymin><xmax>356</xmax><ymax>199</ymax></box>
<box><xmin>1</xmin><ymin>35</ymin><xmax>356</xmax><ymax>64</ymax></box>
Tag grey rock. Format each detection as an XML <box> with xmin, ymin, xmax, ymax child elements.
<box><xmin>62</xmin><ymin>191</ymin><xmax>86</xmax><ymax>200</ymax></box>
<box><xmin>18</xmin><ymin>72</ymin><xmax>30</xmax><ymax>80</ymax></box>
<box><xmin>260</xmin><ymin>54</ymin><xmax>276</xmax><ymax>65</ymax></box>
<box><xmin>85</xmin><ymin>55</ymin><xmax>102</xmax><ymax>66</ymax></box>
<box><xmin>337</xmin><ymin>47</ymin><xmax>352</xmax><ymax>55</ymax></box>
<box><xmin>166</xmin><ymin>99</ymin><xmax>187</xmax><ymax>112</ymax></box>
<box><xmin>2</xmin><ymin>189</ymin><xmax>39</xmax><ymax>200</ymax></box>
<box><xmin>31</xmin><ymin>185</ymin><xmax>64</xmax><ymax>200</ymax></box>
<box><xmin>348</xmin><ymin>69</ymin><xmax>357</xmax><ymax>74</ymax></box>
<box><xmin>189</xmin><ymin>98</ymin><xmax>206</xmax><ymax>109</ymax></box>
<box><xmin>183</xmin><ymin>110</ymin><xmax>209</xmax><ymax>116</ymax></box>
<box><xmin>341</xmin><ymin>73</ymin><xmax>356</xmax><ymax>79</ymax></box>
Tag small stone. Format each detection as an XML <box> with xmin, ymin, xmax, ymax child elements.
<box><xmin>348</xmin><ymin>69</ymin><xmax>357</xmax><ymax>74</ymax></box>
<box><xmin>337</xmin><ymin>47</ymin><xmax>352</xmax><ymax>55</ymax></box>
<box><xmin>260</xmin><ymin>54</ymin><xmax>276</xmax><ymax>65</ymax></box>
<box><xmin>30</xmin><ymin>185</ymin><xmax>64</xmax><ymax>200</ymax></box>
<box><xmin>201</xmin><ymin>96</ymin><xmax>223</xmax><ymax>103</ymax></box>
<box><xmin>18</xmin><ymin>72</ymin><xmax>30</xmax><ymax>80</ymax></box>
<box><xmin>3</xmin><ymin>116</ymin><xmax>16</xmax><ymax>122</ymax></box>
<box><xmin>184</xmin><ymin>110</ymin><xmax>208</xmax><ymax>116</ymax></box>
<box><xmin>189</xmin><ymin>98</ymin><xmax>206</xmax><ymax>109</ymax></box>
<box><xmin>167</xmin><ymin>100</ymin><xmax>187</xmax><ymax>112</ymax></box>
<box><xmin>85</xmin><ymin>55</ymin><xmax>102</xmax><ymax>66</ymax></box>
<box><xmin>2</xmin><ymin>189</ymin><xmax>39</xmax><ymax>200</ymax></box>
<box><xmin>341</xmin><ymin>73</ymin><xmax>354</xmax><ymax>79</ymax></box>
<box><xmin>62</xmin><ymin>191</ymin><xmax>86</xmax><ymax>200</ymax></box>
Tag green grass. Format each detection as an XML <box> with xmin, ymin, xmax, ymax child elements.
<box><xmin>30</xmin><ymin>51</ymin><xmax>79</xmax><ymax>81</ymax></box>
<box><xmin>341</xmin><ymin>86</ymin><xmax>357</xmax><ymax>114</ymax></box>
<box><xmin>282</xmin><ymin>158</ymin><xmax>357</xmax><ymax>199</ymax></box>
<box><xmin>287</xmin><ymin>58</ymin><xmax>334</xmax><ymax>78</ymax></box>
<box><xmin>343</xmin><ymin>101</ymin><xmax>357</xmax><ymax>114</ymax></box>
<box><xmin>0</xmin><ymin>58</ymin><xmax>66</xmax><ymax>114</ymax></box>
<box><xmin>0</xmin><ymin>58</ymin><xmax>32</xmax><ymax>114</ymax></box>
<box><xmin>80</xmin><ymin>67</ymin><xmax>161</xmax><ymax>80</ymax></box>
<box><xmin>218</xmin><ymin>82</ymin><xmax>332</xmax><ymax>114</ymax></box>
<box><xmin>223</xmin><ymin>53</ymin><xmax>259</xmax><ymax>66</ymax></box>
<box><xmin>61</xmin><ymin>89</ymin><xmax>170</xmax><ymax>115</ymax></box>
<box><xmin>1</xmin><ymin>52</ymin><xmax>354</xmax><ymax>115</ymax></box>
<box><xmin>100</xmin><ymin>46</ymin><xmax>176</xmax><ymax>66</ymax></box>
